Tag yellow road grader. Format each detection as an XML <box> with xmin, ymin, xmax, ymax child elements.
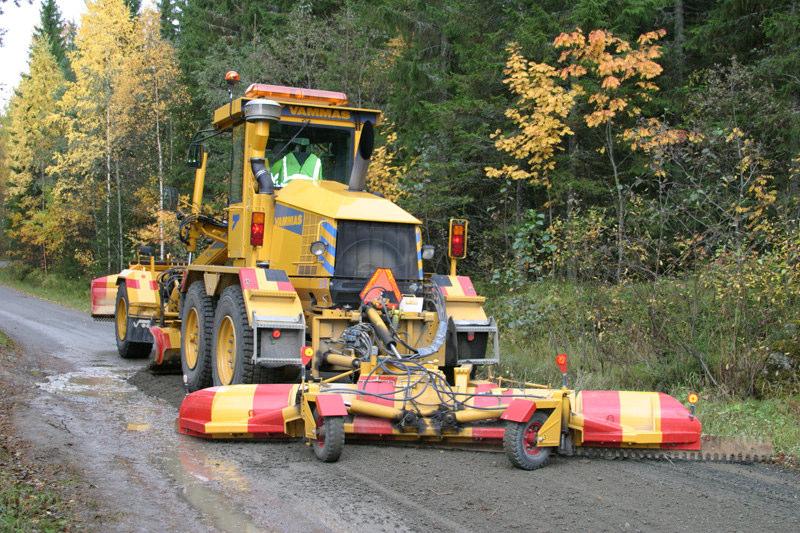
<box><xmin>92</xmin><ymin>76</ymin><xmax>767</xmax><ymax>469</ymax></box>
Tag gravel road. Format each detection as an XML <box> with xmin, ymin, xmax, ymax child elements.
<box><xmin>0</xmin><ymin>284</ymin><xmax>797</xmax><ymax>532</ymax></box>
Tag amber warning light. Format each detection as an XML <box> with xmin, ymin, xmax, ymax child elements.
<box><xmin>244</xmin><ymin>83</ymin><xmax>348</xmax><ymax>106</ymax></box>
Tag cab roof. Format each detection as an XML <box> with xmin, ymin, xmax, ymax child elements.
<box><xmin>212</xmin><ymin>83</ymin><xmax>381</xmax><ymax>130</ymax></box>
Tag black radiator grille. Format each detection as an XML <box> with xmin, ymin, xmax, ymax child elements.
<box><xmin>334</xmin><ymin>220</ymin><xmax>418</xmax><ymax>280</ymax></box>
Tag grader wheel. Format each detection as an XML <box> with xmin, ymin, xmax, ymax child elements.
<box><xmin>181</xmin><ymin>281</ymin><xmax>214</xmax><ymax>391</ymax></box>
<box><xmin>114</xmin><ymin>283</ymin><xmax>152</xmax><ymax>359</ymax></box>
<box><xmin>211</xmin><ymin>285</ymin><xmax>270</xmax><ymax>386</ymax></box>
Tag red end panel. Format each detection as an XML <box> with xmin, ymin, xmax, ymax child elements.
<box><xmin>658</xmin><ymin>393</ymin><xmax>702</xmax><ymax>450</ymax></box>
<box><xmin>247</xmin><ymin>384</ymin><xmax>296</xmax><ymax>434</ymax></box>
<box><xmin>239</xmin><ymin>268</ymin><xmax>258</xmax><ymax>290</ymax></box>
<box><xmin>579</xmin><ymin>390</ymin><xmax>623</xmax><ymax>445</ymax></box>
<box><xmin>178</xmin><ymin>388</ymin><xmax>216</xmax><ymax>437</ymax></box>
<box><xmin>316</xmin><ymin>394</ymin><xmax>348</xmax><ymax>417</ymax></box>
<box><xmin>500</xmin><ymin>399</ymin><xmax>537</xmax><ymax>422</ymax></box>
<box><xmin>457</xmin><ymin>276</ymin><xmax>478</xmax><ymax>297</ymax></box>
<box><xmin>126</xmin><ymin>278</ymin><xmax>140</xmax><ymax>289</ymax></box>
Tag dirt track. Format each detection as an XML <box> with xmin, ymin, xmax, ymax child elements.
<box><xmin>0</xmin><ymin>284</ymin><xmax>798</xmax><ymax>532</ymax></box>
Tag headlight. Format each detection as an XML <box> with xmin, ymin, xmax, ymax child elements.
<box><xmin>421</xmin><ymin>244</ymin><xmax>435</xmax><ymax>260</ymax></box>
<box><xmin>310</xmin><ymin>241</ymin><xmax>326</xmax><ymax>256</ymax></box>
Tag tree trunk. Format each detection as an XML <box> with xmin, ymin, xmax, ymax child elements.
<box><xmin>105</xmin><ymin>106</ymin><xmax>112</xmax><ymax>272</ymax></box>
<box><xmin>115</xmin><ymin>159</ymin><xmax>123</xmax><ymax>270</ymax></box>
<box><xmin>154</xmin><ymin>72</ymin><xmax>165</xmax><ymax>260</ymax></box>
<box><xmin>674</xmin><ymin>0</ymin><xmax>685</xmax><ymax>83</ymax></box>
<box><xmin>606</xmin><ymin>121</ymin><xmax>624</xmax><ymax>282</ymax></box>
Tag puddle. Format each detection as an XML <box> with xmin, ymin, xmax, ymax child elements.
<box><xmin>39</xmin><ymin>367</ymin><xmax>137</xmax><ymax>400</ymax></box>
<box><xmin>162</xmin><ymin>441</ymin><xmax>267</xmax><ymax>533</ymax></box>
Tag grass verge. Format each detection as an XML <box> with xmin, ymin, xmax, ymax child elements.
<box><xmin>0</xmin><ymin>333</ymin><xmax>77</xmax><ymax>531</ymax></box>
<box><xmin>0</xmin><ymin>265</ymin><xmax>89</xmax><ymax>313</ymax></box>
<box><xmin>696</xmin><ymin>394</ymin><xmax>800</xmax><ymax>460</ymax></box>
<box><xmin>480</xmin><ymin>278</ymin><xmax>800</xmax><ymax>460</ymax></box>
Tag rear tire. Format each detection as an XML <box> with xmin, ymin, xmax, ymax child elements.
<box><xmin>181</xmin><ymin>281</ymin><xmax>214</xmax><ymax>391</ymax></box>
<box><xmin>503</xmin><ymin>411</ymin><xmax>552</xmax><ymax>470</ymax></box>
<box><xmin>115</xmin><ymin>283</ymin><xmax>152</xmax><ymax>359</ymax></box>
<box><xmin>211</xmin><ymin>285</ymin><xmax>269</xmax><ymax>386</ymax></box>
<box><xmin>312</xmin><ymin>409</ymin><xmax>345</xmax><ymax>463</ymax></box>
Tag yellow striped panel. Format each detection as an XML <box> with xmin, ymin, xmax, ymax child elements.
<box><xmin>618</xmin><ymin>391</ymin><xmax>662</xmax><ymax>444</ymax></box>
<box><xmin>208</xmin><ymin>385</ymin><xmax>257</xmax><ymax>433</ymax></box>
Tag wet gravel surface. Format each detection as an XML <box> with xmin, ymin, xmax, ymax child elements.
<box><xmin>0</xmin><ymin>283</ymin><xmax>799</xmax><ymax>532</ymax></box>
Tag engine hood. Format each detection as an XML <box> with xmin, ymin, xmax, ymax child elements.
<box><xmin>274</xmin><ymin>180</ymin><xmax>420</xmax><ymax>224</ymax></box>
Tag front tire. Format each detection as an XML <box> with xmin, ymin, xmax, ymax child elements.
<box><xmin>503</xmin><ymin>411</ymin><xmax>552</xmax><ymax>470</ymax></box>
<box><xmin>115</xmin><ymin>283</ymin><xmax>152</xmax><ymax>359</ymax></box>
<box><xmin>181</xmin><ymin>281</ymin><xmax>214</xmax><ymax>391</ymax></box>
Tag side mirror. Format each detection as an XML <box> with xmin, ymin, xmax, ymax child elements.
<box><xmin>186</xmin><ymin>143</ymin><xmax>204</xmax><ymax>169</ymax></box>
<box><xmin>421</xmin><ymin>244</ymin><xmax>435</xmax><ymax>260</ymax></box>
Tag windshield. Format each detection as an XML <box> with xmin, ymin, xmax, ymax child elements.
<box><xmin>266</xmin><ymin>123</ymin><xmax>353</xmax><ymax>184</ymax></box>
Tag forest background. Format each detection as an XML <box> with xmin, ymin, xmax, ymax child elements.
<box><xmin>1</xmin><ymin>1</ymin><xmax>799</xmax><ymax>452</ymax></box>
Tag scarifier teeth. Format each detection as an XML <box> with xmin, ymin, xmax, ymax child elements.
<box><xmin>575</xmin><ymin>435</ymin><xmax>774</xmax><ymax>464</ymax></box>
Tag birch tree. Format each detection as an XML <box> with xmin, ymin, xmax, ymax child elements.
<box><xmin>51</xmin><ymin>0</ymin><xmax>134</xmax><ymax>271</ymax></box>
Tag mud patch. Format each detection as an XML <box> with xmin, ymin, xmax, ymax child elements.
<box><xmin>128</xmin><ymin>368</ymin><xmax>185</xmax><ymax>408</ymax></box>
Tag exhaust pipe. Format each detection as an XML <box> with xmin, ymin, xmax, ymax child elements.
<box><xmin>348</xmin><ymin>121</ymin><xmax>375</xmax><ymax>191</ymax></box>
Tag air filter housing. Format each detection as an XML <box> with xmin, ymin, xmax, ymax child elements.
<box><xmin>244</xmin><ymin>99</ymin><xmax>282</xmax><ymax>122</ymax></box>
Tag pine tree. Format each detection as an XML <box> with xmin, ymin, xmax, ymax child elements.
<box><xmin>157</xmin><ymin>0</ymin><xmax>181</xmax><ymax>40</ymax></box>
<box><xmin>33</xmin><ymin>0</ymin><xmax>70</xmax><ymax>76</ymax></box>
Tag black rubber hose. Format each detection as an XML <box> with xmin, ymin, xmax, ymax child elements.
<box><xmin>250</xmin><ymin>157</ymin><xmax>273</xmax><ymax>194</ymax></box>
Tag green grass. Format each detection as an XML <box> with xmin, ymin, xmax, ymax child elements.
<box><xmin>0</xmin><ymin>331</ymin><xmax>10</xmax><ymax>349</ymax></box>
<box><xmin>0</xmin><ymin>265</ymin><xmax>90</xmax><ymax>313</ymax></box>
<box><xmin>0</xmin><ymin>462</ymin><xmax>73</xmax><ymax>533</ymax></box>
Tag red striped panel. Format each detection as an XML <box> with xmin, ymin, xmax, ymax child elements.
<box><xmin>658</xmin><ymin>393</ymin><xmax>702</xmax><ymax>450</ymax></box>
<box><xmin>276</xmin><ymin>280</ymin><xmax>294</xmax><ymax>292</ymax></box>
<box><xmin>239</xmin><ymin>268</ymin><xmax>258</xmax><ymax>290</ymax></box>
<box><xmin>357</xmin><ymin>376</ymin><xmax>397</xmax><ymax>407</ymax></box>
<box><xmin>471</xmin><ymin>383</ymin><xmax>505</xmax><ymax>439</ymax></box>
<box><xmin>457</xmin><ymin>276</ymin><xmax>477</xmax><ymax>296</ymax></box>
<box><xmin>178</xmin><ymin>388</ymin><xmax>216</xmax><ymax>436</ymax></box>
<box><xmin>247</xmin><ymin>384</ymin><xmax>295</xmax><ymax>434</ymax></box>
<box><xmin>352</xmin><ymin>415</ymin><xmax>394</xmax><ymax>435</ymax></box>
<box><xmin>579</xmin><ymin>391</ymin><xmax>623</xmax><ymax>445</ymax></box>
<box><xmin>126</xmin><ymin>279</ymin><xmax>140</xmax><ymax>289</ymax></box>
<box><xmin>150</xmin><ymin>280</ymin><xmax>159</xmax><ymax>290</ymax></box>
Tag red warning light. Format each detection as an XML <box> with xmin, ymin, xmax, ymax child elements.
<box><xmin>272</xmin><ymin>329</ymin><xmax>281</xmax><ymax>339</ymax></box>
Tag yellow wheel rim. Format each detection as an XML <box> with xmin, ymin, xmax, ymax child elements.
<box><xmin>216</xmin><ymin>316</ymin><xmax>236</xmax><ymax>385</ymax></box>
<box><xmin>116</xmin><ymin>297</ymin><xmax>127</xmax><ymax>341</ymax></box>
<box><xmin>184</xmin><ymin>308</ymin><xmax>199</xmax><ymax>370</ymax></box>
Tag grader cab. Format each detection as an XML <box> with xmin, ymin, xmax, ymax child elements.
<box><xmin>91</xmin><ymin>76</ymin><xmax>499</xmax><ymax>391</ymax></box>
